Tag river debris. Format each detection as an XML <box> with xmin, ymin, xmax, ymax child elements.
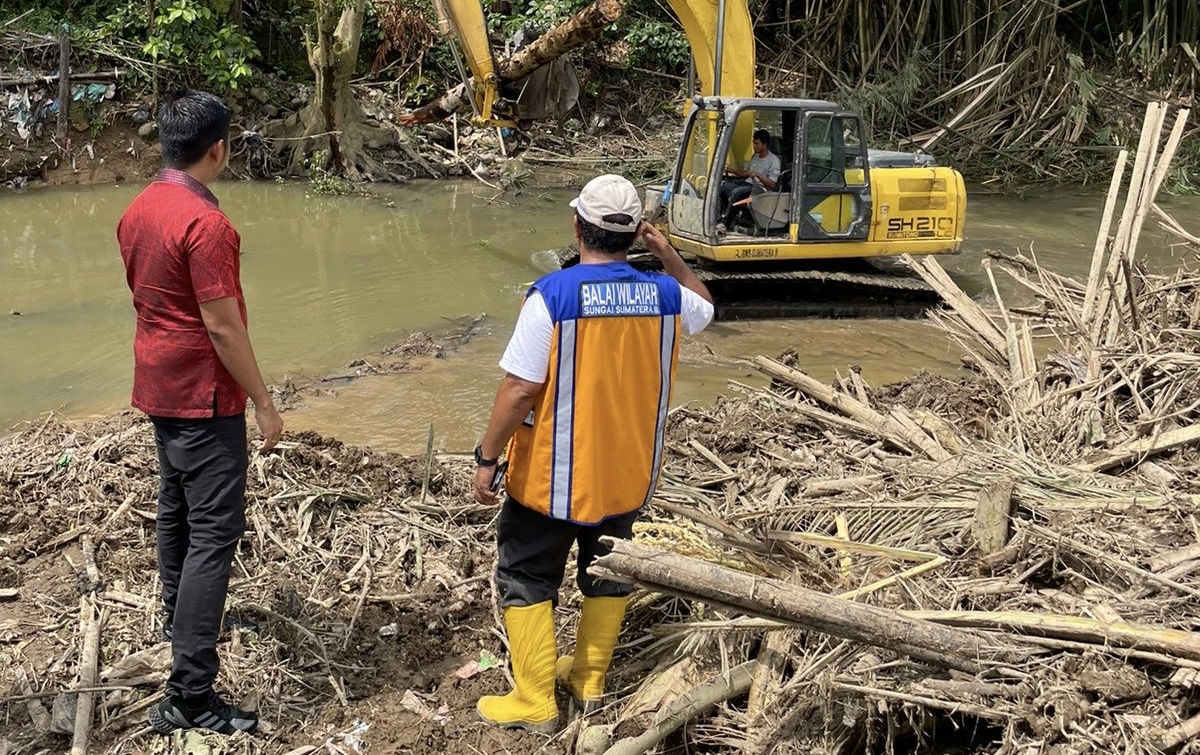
<box><xmin>3</xmin><ymin>103</ymin><xmax>1200</xmax><ymax>754</ymax></box>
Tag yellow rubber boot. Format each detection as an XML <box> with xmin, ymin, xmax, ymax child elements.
<box><xmin>555</xmin><ymin>596</ymin><xmax>629</xmax><ymax>712</ymax></box>
<box><xmin>477</xmin><ymin>601</ymin><xmax>559</xmax><ymax>732</ymax></box>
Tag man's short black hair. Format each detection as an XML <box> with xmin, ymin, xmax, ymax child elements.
<box><xmin>576</xmin><ymin>212</ymin><xmax>637</xmax><ymax>254</ymax></box>
<box><xmin>158</xmin><ymin>90</ymin><xmax>232</xmax><ymax>169</ymax></box>
<box><xmin>753</xmin><ymin>129</ymin><xmax>771</xmax><ymax>145</ymax></box>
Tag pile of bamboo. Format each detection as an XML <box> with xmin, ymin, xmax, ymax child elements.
<box><xmin>578</xmin><ymin>101</ymin><xmax>1200</xmax><ymax>755</ymax></box>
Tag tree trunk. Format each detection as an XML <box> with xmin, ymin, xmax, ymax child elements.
<box><xmin>267</xmin><ymin>0</ymin><xmax>409</xmax><ymax>180</ymax></box>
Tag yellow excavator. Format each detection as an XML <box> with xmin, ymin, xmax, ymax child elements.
<box><xmin>430</xmin><ymin>0</ymin><xmax>968</xmax><ymax>316</ymax></box>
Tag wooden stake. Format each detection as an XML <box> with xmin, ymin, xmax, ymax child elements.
<box><xmin>973</xmin><ymin>476</ymin><xmax>1015</xmax><ymax>554</ymax></box>
<box><xmin>56</xmin><ymin>26</ymin><xmax>70</xmax><ymax>142</ymax></box>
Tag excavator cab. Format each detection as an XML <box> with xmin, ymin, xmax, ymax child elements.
<box><xmin>665</xmin><ymin>97</ymin><xmax>965</xmax><ymax>264</ymax></box>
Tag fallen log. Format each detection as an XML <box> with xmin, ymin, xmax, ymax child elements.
<box><xmin>1078</xmin><ymin>423</ymin><xmax>1200</xmax><ymax>473</ymax></box>
<box><xmin>401</xmin><ymin>0</ymin><xmax>623</xmax><ymax>125</ymax></box>
<box><xmin>590</xmin><ymin>538</ymin><xmax>1034</xmax><ymax>673</ymax></box>
<box><xmin>500</xmin><ymin>0</ymin><xmax>623</xmax><ymax>81</ymax></box>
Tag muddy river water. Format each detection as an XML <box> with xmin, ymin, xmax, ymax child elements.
<box><xmin>2</xmin><ymin>180</ymin><xmax>1197</xmax><ymax>453</ymax></box>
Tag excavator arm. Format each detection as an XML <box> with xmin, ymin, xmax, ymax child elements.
<box><xmin>430</xmin><ymin>0</ymin><xmax>758</xmax><ymax>143</ymax></box>
<box><xmin>430</xmin><ymin>0</ymin><xmax>505</xmax><ymax>124</ymax></box>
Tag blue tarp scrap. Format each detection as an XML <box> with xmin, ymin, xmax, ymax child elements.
<box><xmin>5</xmin><ymin>82</ymin><xmax>116</xmax><ymax>139</ymax></box>
<box><xmin>5</xmin><ymin>88</ymin><xmax>53</xmax><ymax>140</ymax></box>
<box><xmin>71</xmin><ymin>82</ymin><xmax>115</xmax><ymax>103</ymax></box>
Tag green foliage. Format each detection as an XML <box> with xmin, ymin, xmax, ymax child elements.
<box><xmin>621</xmin><ymin>16</ymin><xmax>688</xmax><ymax>70</ymax></box>
<box><xmin>304</xmin><ymin>150</ymin><xmax>368</xmax><ymax>196</ymax></box>
<box><xmin>142</xmin><ymin>0</ymin><xmax>260</xmax><ymax>90</ymax></box>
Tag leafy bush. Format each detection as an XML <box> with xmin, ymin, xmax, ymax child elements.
<box><xmin>142</xmin><ymin>0</ymin><xmax>259</xmax><ymax>90</ymax></box>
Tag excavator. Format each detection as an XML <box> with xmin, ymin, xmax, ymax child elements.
<box><xmin>427</xmin><ymin>0</ymin><xmax>968</xmax><ymax>317</ymax></box>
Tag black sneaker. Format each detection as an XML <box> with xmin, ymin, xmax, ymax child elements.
<box><xmin>148</xmin><ymin>693</ymin><xmax>258</xmax><ymax>735</ymax></box>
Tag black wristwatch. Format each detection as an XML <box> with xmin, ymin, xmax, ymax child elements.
<box><xmin>474</xmin><ymin>444</ymin><xmax>499</xmax><ymax>468</ymax></box>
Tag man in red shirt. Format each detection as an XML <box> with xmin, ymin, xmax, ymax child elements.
<box><xmin>118</xmin><ymin>90</ymin><xmax>282</xmax><ymax>736</ymax></box>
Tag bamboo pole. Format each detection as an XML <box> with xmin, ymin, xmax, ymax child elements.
<box><xmin>906</xmin><ymin>610</ymin><xmax>1200</xmax><ymax>661</ymax></box>
<box><xmin>752</xmin><ymin>356</ymin><xmax>949</xmax><ymax>461</ymax></box>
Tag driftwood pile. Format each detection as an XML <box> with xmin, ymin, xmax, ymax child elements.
<box><xmin>1</xmin><ymin>103</ymin><xmax>1198</xmax><ymax>754</ymax></box>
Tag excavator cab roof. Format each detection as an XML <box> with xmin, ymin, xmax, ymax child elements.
<box><xmin>691</xmin><ymin>96</ymin><xmax>844</xmax><ymax>116</ymax></box>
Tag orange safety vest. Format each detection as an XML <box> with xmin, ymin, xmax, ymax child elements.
<box><xmin>505</xmin><ymin>262</ymin><xmax>683</xmax><ymax>524</ymax></box>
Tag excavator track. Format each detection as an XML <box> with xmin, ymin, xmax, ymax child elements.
<box><xmin>552</xmin><ymin>248</ymin><xmax>943</xmax><ymax>320</ymax></box>
<box><xmin>693</xmin><ymin>259</ymin><xmax>940</xmax><ymax>320</ymax></box>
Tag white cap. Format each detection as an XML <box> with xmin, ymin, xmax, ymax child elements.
<box><xmin>569</xmin><ymin>174</ymin><xmax>642</xmax><ymax>233</ymax></box>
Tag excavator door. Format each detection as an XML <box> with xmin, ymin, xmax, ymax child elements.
<box><xmin>797</xmin><ymin>111</ymin><xmax>872</xmax><ymax>241</ymax></box>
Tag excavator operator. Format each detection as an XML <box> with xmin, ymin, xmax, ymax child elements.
<box><xmin>717</xmin><ymin>129</ymin><xmax>781</xmax><ymax>233</ymax></box>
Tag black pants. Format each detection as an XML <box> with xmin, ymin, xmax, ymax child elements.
<box><xmin>495</xmin><ymin>496</ymin><xmax>638</xmax><ymax>608</ymax></box>
<box><xmin>151</xmin><ymin>414</ymin><xmax>248</xmax><ymax>701</ymax></box>
<box><xmin>719</xmin><ymin>180</ymin><xmax>754</xmax><ymax>227</ymax></box>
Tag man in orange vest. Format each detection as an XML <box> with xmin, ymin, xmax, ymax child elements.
<box><xmin>472</xmin><ymin>174</ymin><xmax>714</xmax><ymax>730</ymax></box>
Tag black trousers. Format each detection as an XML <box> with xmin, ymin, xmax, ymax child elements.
<box><xmin>495</xmin><ymin>496</ymin><xmax>638</xmax><ymax>608</ymax></box>
<box><xmin>719</xmin><ymin>180</ymin><xmax>754</xmax><ymax>227</ymax></box>
<box><xmin>151</xmin><ymin>414</ymin><xmax>248</xmax><ymax>701</ymax></box>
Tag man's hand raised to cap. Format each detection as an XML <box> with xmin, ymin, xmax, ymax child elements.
<box><xmin>639</xmin><ymin>222</ymin><xmax>677</xmax><ymax>261</ymax></box>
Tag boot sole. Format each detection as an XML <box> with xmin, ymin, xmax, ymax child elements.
<box><xmin>476</xmin><ymin>709</ymin><xmax>558</xmax><ymax>734</ymax></box>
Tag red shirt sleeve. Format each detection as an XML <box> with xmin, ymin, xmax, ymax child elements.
<box><xmin>187</xmin><ymin>210</ymin><xmax>242</xmax><ymax>303</ymax></box>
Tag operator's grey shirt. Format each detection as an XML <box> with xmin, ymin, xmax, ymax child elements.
<box><xmin>745</xmin><ymin>151</ymin><xmax>782</xmax><ymax>189</ymax></box>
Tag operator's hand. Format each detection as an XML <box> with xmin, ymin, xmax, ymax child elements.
<box><xmin>639</xmin><ymin>222</ymin><xmax>676</xmax><ymax>260</ymax></box>
<box><xmin>254</xmin><ymin>400</ymin><xmax>284</xmax><ymax>452</ymax></box>
<box><xmin>474</xmin><ymin>465</ymin><xmax>500</xmax><ymax>505</ymax></box>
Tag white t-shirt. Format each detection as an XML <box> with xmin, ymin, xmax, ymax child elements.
<box><xmin>499</xmin><ymin>287</ymin><xmax>714</xmax><ymax>383</ymax></box>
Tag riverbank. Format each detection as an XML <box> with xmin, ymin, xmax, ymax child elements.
<box><xmin>3</xmin><ymin>18</ymin><xmax>1197</xmax><ymax>193</ymax></box>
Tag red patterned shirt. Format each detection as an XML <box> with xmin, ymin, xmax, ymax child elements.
<box><xmin>117</xmin><ymin>170</ymin><xmax>248</xmax><ymax>418</ymax></box>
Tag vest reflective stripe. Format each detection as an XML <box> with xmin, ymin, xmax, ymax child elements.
<box><xmin>550</xmin><ymin>318</ymin><xmax>577</xmax><ymax>520</ymax></box>
<box><xmin>643</xmin><ymin>314</ymin><xmax>677</xmax><ymax>507</ymax></box>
